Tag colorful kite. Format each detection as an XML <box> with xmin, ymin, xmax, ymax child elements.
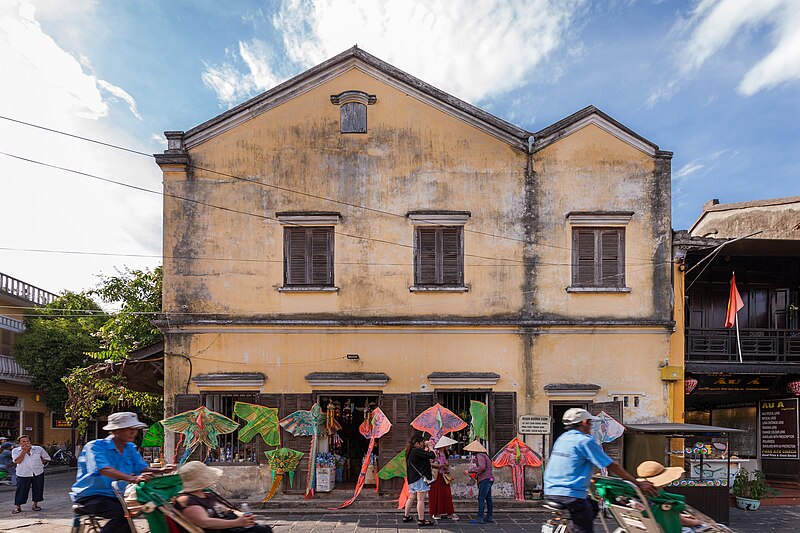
<box><xmin>411</xmin><ymin>403</ymin><xmax>467</xmax><ymax>441</ymax></box>
<box><xmin>233</xmin><ymin>402</ymin><xmax>280</xmax><ymax>446</ymax></box>
<box><xmin>590</xmin><ymin>410</ymin><xmax>625</xmax><ymax>445</ymax></box>
<box><xmin>332</xmin><ymin>406</ymin><xmax>392</xmax><ymax>509</ymax></box>
<box><xmin>492</xmin><ymin>437</ymin><xmax>543</xmax><ymax>501</ymax></box>
<box><xmin>377</xmin><ymin>449</ymin><xmax>406</xmax><ymax>481</ymax></box>
<box><xmin>279</xmin><ymin>403</ymin><xmax>326</xmax><ymax>499</ymax></box>
<box><xmin>161</xmin><ymin>406</ymin><xmax>239</xmax><ymax>465</ymax></box>
<box><xmin>262</xmin><ymin>447</ymin><xmax>305</xmax><ymax>502</ymax></box>
<box><xmin>469</xmin><ymin>400</ymin><xmax>488</xmax><ymax>441</ymax></box>
<box><xmin>142</xmin><ymin>423</ymin><xmax>164</xmax><ymax>448</ymax></box>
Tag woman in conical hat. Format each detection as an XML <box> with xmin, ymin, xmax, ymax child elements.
<box><xmin>464</xmin><ymin>440</ymin><xmax>494</xmax><ymax>524</ymax></box>
<box><xmin>429</xmin><ymin>436</ymin><xmax>458</xmax><ymax>520</ymax></box>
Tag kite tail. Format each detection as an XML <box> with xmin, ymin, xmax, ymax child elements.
<box><xmin>173</xmin><ymin>434</ymin><xmax>185</xmax><ymax>464</ymax></box>
<box><xmin>513</xmin><ymin>466</ymin><xmax>524</xmax><ymax>501</ymax></box>
<box><xmin>397</xmin><ymin>479</ymin><xmax>410</xmax><ymax>510</ymax></box>
<box><xmin>262</xmin><ymin>473</ymin><xmax>283</xmax><ymax>503</ymax></box>
<box><xmin>331</xmin><ymin>437</ymin><xmax>375</xmax><ymax>509</ymax></box>
<box><xmin>305</xmin><ymin>435</ymin><xmax>317</xmax><ymax>499</ymax></box>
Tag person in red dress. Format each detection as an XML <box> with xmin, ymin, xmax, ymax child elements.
<box><xmin>429</xmin><ymin>436</ymin><xmax>458</xmax><ymax>520</ymax></box>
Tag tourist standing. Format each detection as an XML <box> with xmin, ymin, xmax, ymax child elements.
<box><xmin>465</xmin><ymin>440</ymin><xmax>494</xmax><ymax>524</ymax></box>
<box><xmin>403</xmin><ymin>434</ymin><xmax>436</xmax><ymax>526</ymax></box>
<box><xmin>429</xmin><ymin>436</ymin><xmax>458</xmax><ymax>520</ymax></box>
<box><xmin>12</xmin><ymin>435</ymin><xmax>50</xmax><ymax>514</ymax></box>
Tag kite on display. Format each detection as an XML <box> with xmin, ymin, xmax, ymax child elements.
<box><xmin>469</xmin><ymin>400</ymin><xmax>488</xmax><ymax>441</ymax></box>
<box><xmin>492</xmin><ymin>437</ymin><xmax>543</xmax><ymax>501</ymax></box>
<box><xmin>161</xmin><ymin>406</ymin><xmax>239</xmax><ymax>465</ymax></box>
<box><xmin>590</xmin><ymin>410</ymin><xmax>625</xmax><ymax>445</ymax></box>
<box><xmin>377</xmin><ymin>449</ymin><xmax>410</xmax><ymax>510</ymax></box>
<box><xmin>233</xmin><ymin>402</ymin><xmax>281</xmax><ymax>446</ymax></box>
<box><xmin>279</xmin><ymin>403</ymin><xmax>326</xmax><ymax>499</ymax></box>
<box><xmin>411</xmin><ymin>403</ymin><xmax>467</xmax><ymax>441</ymax></box>
<box><xmin>141</xmin><ymin>423</ymin><xmax>164</xmax><ymax>448</ymax></box>
<box><xmin>332</xmin><ymin>406</ymin><xmax>392</xmax><ymax>509</ymax></box>
<box><xmin>262</xmin><ymin>447</ymin><xmax>305</xmax><ymax>502</ymax></box>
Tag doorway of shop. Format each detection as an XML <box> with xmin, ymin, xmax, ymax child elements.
<box><xmin>317</xmin><ymin>394</ymin><xmax>381</xmax><ymax>489</ymax></box>
<box><xmin>550</xmin><ymin>401</ymin><xmax>589</xmax><ymax>447</ymax></box>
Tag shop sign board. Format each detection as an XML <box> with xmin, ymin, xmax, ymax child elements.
<box><xmin>519</xmin><ymin>415</ymin><xmax>550</xmax><ymax>434</ymax></box>
<box><xmin>760</xmin><ymin>398</ymin><xmax>799</xmax><ymax>459</ymax></box>
<box><xmin>696</xmin><ymin>373</ymin><xmax>779</xmax><ymax>393</ymax></box>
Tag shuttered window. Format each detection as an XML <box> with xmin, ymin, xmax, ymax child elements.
<box><xmin>414</xmin><ymin>227</ymin><xmax>463</xmax><ymax>286</ymax></box>
<box><xmin>571</xmin><ymin>228</ymin><xmax>625</xmax><ymax>287</ymax></box>
<box><xmin>284</xmin><ymin>227</ymin><xmax>334</xmax><ymax>286</ymax></box>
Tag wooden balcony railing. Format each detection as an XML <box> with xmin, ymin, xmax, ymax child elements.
<box><xmin>0</xmin><ymin>272</ymin><xmax>57</xmax><ymax>306</ymax></box>
<box><xmin>686</xmin><ymin>328</ymin><xmax>800</xmax><ymax>363</ymax></box>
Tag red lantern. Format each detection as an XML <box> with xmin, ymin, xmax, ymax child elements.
<box><xmin>685</xmin><ymin>377</ymin><xmax>698</xmax><ymax>395</ymax></box>
<box><xmin>787</xmin><ymin>380</ymin><xmax>800</xmax><ymax>397</ymax></box>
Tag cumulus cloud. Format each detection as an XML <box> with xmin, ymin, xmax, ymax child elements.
<box><xmin>203</xmin><ymin>0</ymin><xmax>584</xmax><ymax>107</ymax></box>
<box><xmin>650</xmin><ymin>0</ymin><xmax>800</xmax><ymax>104</ymax></box>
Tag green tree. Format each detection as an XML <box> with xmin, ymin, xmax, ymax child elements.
<box><xmin>13</xmin><ymin>292</ymin><xmax>107</xmax><ymax>412</ymax></box>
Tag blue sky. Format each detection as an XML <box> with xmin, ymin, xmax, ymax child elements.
<box><xmin>1</xmin><ymin>0</ymin><xmax>798</xmax><ymax>293</ymax></box>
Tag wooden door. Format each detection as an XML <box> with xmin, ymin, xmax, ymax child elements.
<box><xmin>378</xmin><ymin>394</ymin><xmax>411</xmax><ymax>493</ymax></box>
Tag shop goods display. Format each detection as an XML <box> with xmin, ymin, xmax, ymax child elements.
<box><xmin>262</xmin><ymin>447</ymin><xmax>305</xmax><ymax>502</ymax></box>
<box><xmin>492</xmin><ymin>437</ymin><xmax>542</xmax><ymax>500</ymax></box>
<box><xmin>233</xmin><ymin>402</ymin><xmax>281</xmax><ymax>446</ymax></box>
<box><xmin>161</xmin><ymin>406</ymin><xmax>239</xmax><ymax>465</ymax></box>
<box><xmin>279</xmin><ymin>403</ymin><xmax>326</xmax><ymax>499</ymax></box>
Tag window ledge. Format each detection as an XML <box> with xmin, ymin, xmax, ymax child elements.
<box><xmin>410</xmin><ymin>286</ymin><xmax>470</xmax><ymax>293</ymax></box>
<box><xmin>278</xmin><ymin>286</ymin><xmax>339</xmax><ymax>293</ymax></box>
<box><xmin>566</xmin><ymin>286</ymin><xmax>631</xmax><ymax>293</ymax></box>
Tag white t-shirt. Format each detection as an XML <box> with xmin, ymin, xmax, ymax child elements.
<box><xmin>11</xmin><ymin>445</ymin><xmax>51</xmax><ymax>477</ymax></box>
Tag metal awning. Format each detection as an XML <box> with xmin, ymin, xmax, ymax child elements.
<box><xmin>625</xmin><ymin>423</ymin><xmax>746</xmax><ymax>436</ymax></box>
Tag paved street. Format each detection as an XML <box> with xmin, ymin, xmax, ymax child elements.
<box><xmin>1</xmin><ymin>472</ymin><xmax>799</xmax><ymax>532</ymax></box>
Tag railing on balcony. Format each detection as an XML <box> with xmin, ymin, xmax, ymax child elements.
<box><xmin>686</xmin><ymin>328</ymin><xmax>800</xmax><ymax>363</ymax></box>
<box><xmin>0</xmin><ymin>272</ymin><xmax>57</xmax><ymax>306</ymax></box>
<box><xmin>0</xmin><ymin>315</ymin><xmax>24</xmax><ymax>333</ymax></box>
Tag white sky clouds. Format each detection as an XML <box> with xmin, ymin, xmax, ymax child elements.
<box><xmin>204</xmin><ymin>0</ymin><xmax>585</xmax><ymax>107</ymax></box>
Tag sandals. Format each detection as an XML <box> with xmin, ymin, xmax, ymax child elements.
<box><xmin>32</xmin><ymin>506</ymin><xmax>42</xmax><ymax>511</ymax></box>
<box><xmin>402</xmin><ymin>515</ymin><xmax>414</xmax><ymax>523</ymax></box>
<box><xmin>12</xmin><ymin>509</ymin><xmax>22</xmax><ymax>514</ymax></box>
<box><xmin>418</xmin><ymin>519</ymin><xmax>434</xmax><ymax>526</ymax></box>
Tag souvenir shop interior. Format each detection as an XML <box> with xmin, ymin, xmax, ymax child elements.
<box><xmin>317</xmin><ymin>395</ymin><xmax>380</xmax><ymax>488</ymax></box>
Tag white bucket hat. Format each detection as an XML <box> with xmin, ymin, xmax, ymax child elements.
<box><xmin>102</xmin><ymin>412</ymin><xmax>147</xmax><ymax>431</ymax></box>
<box><xmin>179</xmin><ymin>461</ymin><xmax>224</xmax><ymax>492</ymax></box>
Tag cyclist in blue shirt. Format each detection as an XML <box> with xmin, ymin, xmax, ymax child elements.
<box><xmin>544</xmin><ymin>408</ymin><xmax>655</xmax><ymax>533</ymax></box>
<box><xmin>71</xmin><ymin>412</ymin><xmax>174</xmax><ymax>533</ymax></box>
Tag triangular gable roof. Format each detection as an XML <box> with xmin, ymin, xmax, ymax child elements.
<box><xmin>531</xmin><ymin>105</ymin><xmax>665</xmax><ymax>157</ymax></box>
<box><xmin>184</xmin><ymin>46</ymin><xmax>530</xmax><ymax>151</ymax></box>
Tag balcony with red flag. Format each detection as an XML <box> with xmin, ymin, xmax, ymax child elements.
<box><xmin>724</xmin><ymin>273</ymin><xmax>744</xmax><ymax>328</ymax></box>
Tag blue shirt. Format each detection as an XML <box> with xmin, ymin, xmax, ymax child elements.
<box><xmin>71</xmin><ymin>436</ymin><xmax>149</xmax><ymax>499</ymax></box>
<box><xmin>544</xmin><ymin>429</ymin><xmax>613</xmax><ymax>499</ymax></box>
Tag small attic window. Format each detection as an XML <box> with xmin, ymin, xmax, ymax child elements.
<box><xmin>330</xmin><ymin>90</ymin><xmax>377</xmax><ymax>134</ymax></box>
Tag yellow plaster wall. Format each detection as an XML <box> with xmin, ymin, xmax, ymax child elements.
<box><xmin>669</xmin><ymin>262</ymin><xmax>686</xmax><ymax>423</ymax></box>
<box><xmin>532</xmin><ymin>125</ymin><xmax>668</xmax><ymax>318</ymax></box>
<box><xmin>163</xmin><ymin>68</ymin><xmax>527</xmax><ymax>318</ymax></box>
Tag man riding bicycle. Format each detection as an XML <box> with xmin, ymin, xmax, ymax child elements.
<box><xmin>544</xmin><ymin>408</ymin><xmax>656</xmax><ymax>533</ymax></box>
<box><xmin>71</xmin><ymin>412</ymin><xmax>175</xmax><ymax>533</ymax></box>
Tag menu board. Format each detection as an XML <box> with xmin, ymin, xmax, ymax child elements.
<box><xmin>760</xmin><ymin>398</ymin><xmax>799</xmax><ymax>459</ymax></box>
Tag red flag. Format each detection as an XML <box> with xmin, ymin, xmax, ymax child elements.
<box><xmin>724</xmin><ymin>273</ymin><xmax>744</xmax><ymax>328</ymax></box>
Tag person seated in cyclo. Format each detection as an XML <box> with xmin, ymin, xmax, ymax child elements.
<box><xmin>544</xmin><ymin>408</ymin><xmax>657</xmax><ymax>533</ymax></box>
<box><xmin>175</xmin><ymin>461</ymin><xmax>272</xmax><ymax>532</ymax></box>
<box><xmin>71</xmin><ymin>412</ymin><xmax>176</xmax><ymax>533</ymax></box>
<box><xmin>595</xmin><ymin>461</ymin><xmax>707</xmax><ymax>533</ymax></box>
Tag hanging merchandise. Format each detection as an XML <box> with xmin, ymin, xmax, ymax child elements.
<box><xmin>377</xmin><ymin>449</ymin><xmax>409</xmax><ymax>510</ymax></box>
<box><xmin>492</xmin><ymin>437</ymin><xmax>543</xmax><ymax>501</ymax></box>
<box><xmin>343</xmin><ymin>399</ymin><xmax>354</xmax><ymax>423</ymax></box>
<box><xmin>142</xmin><ymin>423</ymin><xmax>165</xmax><ymax>448</ymax></box>
<box><xmin>469</xmin><ymin>400</ymin><xmax>488</xmax><ymax>441</ymax></box>
<box><xmin>590</xmin><ymin>411</ymin><xmax>626</xmax><ymax>445</ymax></box>
<box><xmin>161</xmin><ymin>407</ymin><xmax>239</xmax><ymax>465</ymax></box>
<box><xmin>279</xmin><ymin>403</ymin><xmax>326</xmax><ymax>499</ymax></box>
<box><xmin>262</xmin><ymin>447</ymin><xmax>305</xmax><ymax>502</ymax></box>
<box><xmin>411</xmin><ymin>403</ymin><xmax>467</xmax><ymax>441</ymax></box>
<box><xmin>233</xmin><ymin>402</ymin><xmax>280</xmax><ymax>446</ymax></box>
<box><xmin>331</xmin><ymin>406</ymin><xmax>392</xmax><ymax>509</ymax></box>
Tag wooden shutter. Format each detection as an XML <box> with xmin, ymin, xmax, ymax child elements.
<box><xmin>280</xmin><ymin>394</ymin><xmax>314</xmax><ymax>494</ymax></box>
<box><xmin>490</xmin><ymin>392</ymin><xmax>516</xmax><ymax>456</ymax></box>
<box><xmin>174</xmin><ymin>394</ymin><xmax>202</xmax><ymax>462</ymax></box>
<box><xmin>310</xmin><ymin>228</ymin><xmax>333</xmax><ymax>285</ymax></box>
<box><xmin>378</xmin><ymin>394</ymin><xmax>412</xmax><ymax>492</ymax></box>
<box><xmin>590</xmin><ymin>401</ymin><xmax>624</xmax><ymax>465</ymax></box>
<box><xmin>599</xmin><ymin>229</ymin><xmax>624</xmax><ymax>288</ymax></box>
<box><xmin>416</xmin><ymin>228</ymin><xmax>438</xmax><ymax>285</ymax></box>
<box><xmin>411</xmin><ymin>393</ymin><xmax>435</xmax><ymax>425</ymax></box>
<box><xmin>441</xmin><ymin>227</ymin><xmax>463</xmax><ymax>285</ymax></box>
<box><xmin>340</xmin><ymin>102</ymin><xmax>367</xmax><ymax>133</ymax></box>
<box><xmin>285</xmin><ymin>227</ymin><xmax>309</xmax><ymax>285</ymax></box>
<box><xmin>573</xmin><ymin>229</ymin><xmax>597</xmax><ymax>286</ymax></box>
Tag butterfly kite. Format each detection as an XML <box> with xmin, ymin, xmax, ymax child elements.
<box><xmin>233</xmin><ymin>402</ymin><xmax>280</xmax><ymax>446</ymax></box>
<box><xmin>262</xmin><ymin>447</ymin><xmax>305</xmax><ymax>502</ymax></box>
<box><xmin>332</xmin><ymin>407</ymin><xmax>392</xmax><ymax>509</ymax></box>
<box><xmin>161</xmin><ymin>406</ymin><xmax>239</xmax><ymax>465</ymax></box>
<box><xmin>492</xmin><ymin>437</ymin><xmax>542</xmax><ymax>501</ymax></box>
<box><xmin>279</xmin><ymin>403</ymin><xmax>326</xmax><ymax>499</ymax></box>
<box><xmin>411</xmin><ymin>403</ymin><xmax>467</xmax><ymax>441</ymax></box>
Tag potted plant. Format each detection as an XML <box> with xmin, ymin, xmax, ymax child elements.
<box><xmin>732</xmin><ymin>468</ymin><xmax>777</xmax><ymax>510</ymax></box>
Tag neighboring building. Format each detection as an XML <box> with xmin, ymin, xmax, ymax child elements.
<box><xmin>0</xmin><ymin>271</ymin><xmax>72</xmax><ymax>445</ymax></box>
<box><xmin>155</xmin><ymin>47</ymin><xmax>675</xmax><ymax>497</ymax></box>
<box><xmin>674</xmin><ymin>196</ymin><xmax>800</xmax><ymax>483</ymax></box>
